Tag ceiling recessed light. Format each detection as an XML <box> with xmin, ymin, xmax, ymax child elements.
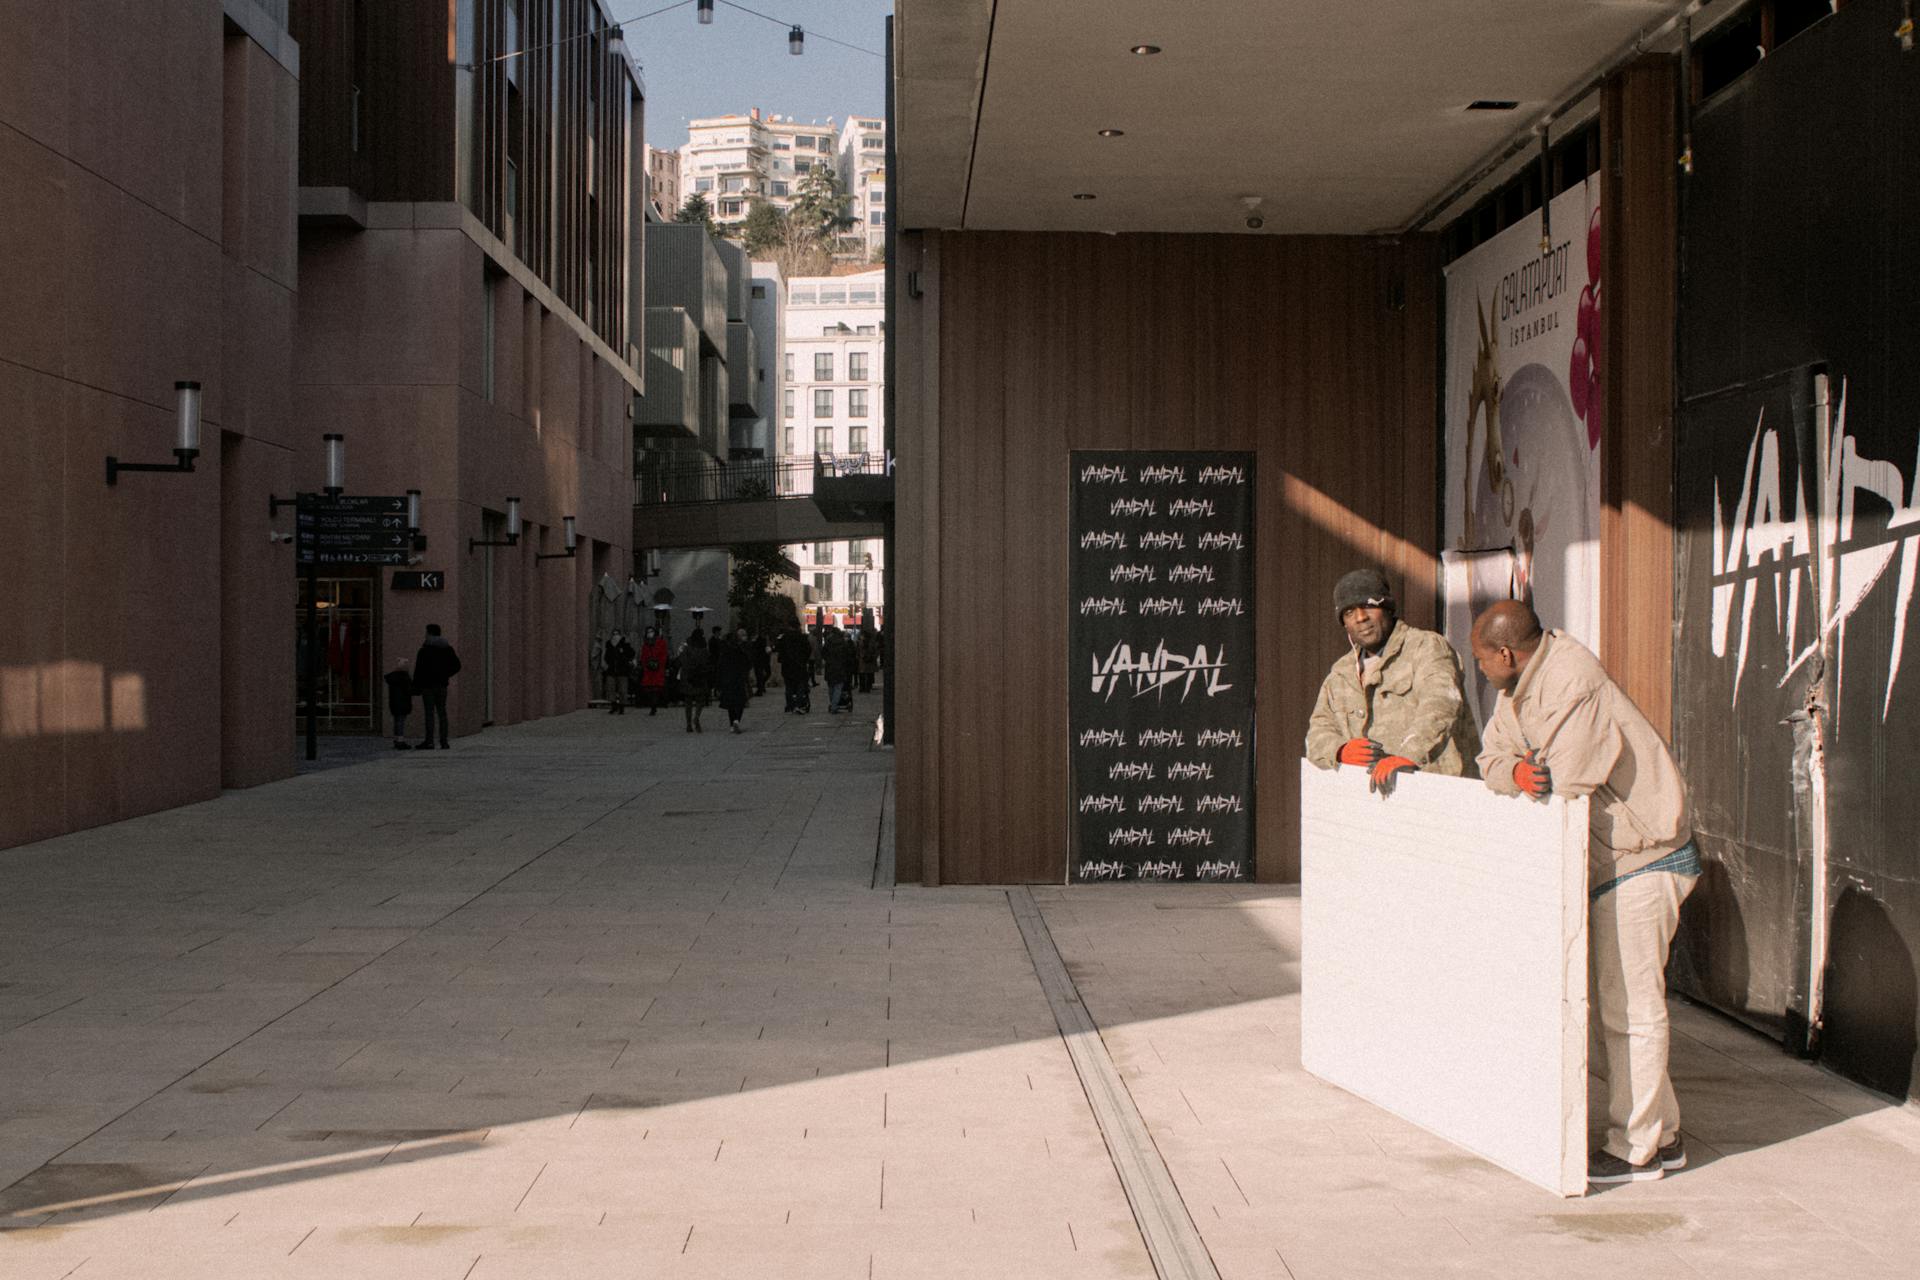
<box><xmin>1072</xmin><ymin>193</ymin><xmax>1098</xmax><ymax>201</ymax></box>
<box><xmin>1129</xmin><ymin>44</ymin><xmax>1161</xmax><ymax>56</ymax></box>
<box><xmin>1466</xmin><ymin>100</ymin><xmax>1520</xmax><ymax>111</ymax></box>
<box><xmin>1097</xmin><ymin>128</ymin><xmax>1125</xmax><ymax>137</ymax></box>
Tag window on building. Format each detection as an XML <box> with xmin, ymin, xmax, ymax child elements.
<box><xmin>719</xmin><ymin>200</ymin><xmax>742</xmax><ymax>216</ymax></box>
<box><xmin>863</xmin><ymin>135</ymin><xmax>883</xmax><ymax>150</ymax></box>
<box><xmin>855</xmin><ymin>324</ymin><xmax>877</xmax><ymax>335</ymax></box>
<box><xmin>814</xmin><ymin>542</ymin><xmax>835</xmax><ymax>565</ymax></box>
<box><xmin>819</xmin><ymin>286</ymin><xmax>846</xmax><ymax>304</ymax></box>
<box><xmin>813</xmin><ymin>572</ymin><xmax>834</xmax><ymax>599</ymax></box>
<box><xmin>848</xmin><ymin>572</ymin><xmax>868</xmax><ymax>602</ymax></box>
<box><xmin>848</xmin><ymin>352</ymin><xmax>868</xmax><ymax>381</ymax></box>
<box><xmin>848</xmin><ymin>539</ymin><xmax>868</xmax><ymax>563</ymax></box>
<box><xmin>782</xmin><ymin>388</ymin><xmax>794</xmax><ymax>419</ymax></box>
<box><xmin>814</xmin><ymin>425</ymin><xmax>832</xmax><ymax>454</ymax></box>
<box><xmin>849</xmin><ymin>389</ymin><xmax>868</xmax><ymax>418</ymax></box>
<box><xmin>849</xmin><ymin>424</ymin><xmax>867</xmax><ymax>453</ymax></box>
<box><xmin>813</xmin><ymin>389</ymin><xmax>833</xmax><ymax>418</ymax></box>
<box><xmin>791</xmin><ymin>289</ymin><xmax>816</xmax><ymax>306</ymax></box>
<box><xmin>869</xmin><ymin>211</ymin><xmax>885</xmax><ymax>226</ymax></box>
<box><xmin>783</xmin><ymin>352</ymin><xmax>794</xmax><ymax>379</ymax></box>
<box><xmin>694</xmin><ymin>177</ymin><xmax>713</xmax><ymax>192</ymax></box>
<box><xmin>784</xmin><ymin>426</ymin><xmax>795</xmax><ymax>454</ymax></box>
<box><xmin>871</xmin><ymin>187</ymin><xmax>886</xmax><ymax>205</ymax></box>
<box><xmin>814</xmin><ymin>352</ymin><xmax>834</xmax><ymax>380</ymax></box>
<box><xmin>850</xmin><ymin>285</ymin><xmax>877</xmax><ymax>303</ymax></box>
<box><xmin>751</xmin><ymin>284</ymin><xmax>766</xmax><ymax>299</ymax></box>
<box><xmin>721</xmin><ymin>176</ymin><xmax>744</xmax><ymax>193</ymax></box>
<box><xmin>771</xmin><ymin>181</ymin><xmax>789</xmax><ymax>197</ymax></box>
<box><xmin>505</xmin><ymin>84</ymin><xmax>523</xmax><ymax>237</ymax></box>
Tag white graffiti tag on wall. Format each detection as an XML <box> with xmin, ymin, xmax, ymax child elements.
<box><xmin>1712</xmin><ymin>381</ymin><xmax>1920</xmax><ymax>719</ymax></box>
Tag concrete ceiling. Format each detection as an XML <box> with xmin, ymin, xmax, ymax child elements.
<box><xmin>896</xmin><ymin>0</ymin><xmax>1689</xmax><ymax>235</ymax></box>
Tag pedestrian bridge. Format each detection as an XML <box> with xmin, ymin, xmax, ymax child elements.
<box><xmin>633</xmin><ymin>453</ymin><xmax>888</xmax><ymax>550</ymax></box>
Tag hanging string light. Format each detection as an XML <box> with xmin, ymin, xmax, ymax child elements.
<box><xmin>697</xmin><ymin>0</ymin><xmax>713</xmax><ymax>24</ymax></box>
<box><xmin>789</xmin><ymin>24</ymin><xmax>804</xmax><ymax>55</ymax></box>
<box><xmin>456</xmin><ymin>0</ymin><xmax>878</xmax><ymax>71</ymax></box>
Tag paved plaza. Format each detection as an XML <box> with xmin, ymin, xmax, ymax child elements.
<box><xmin>1</xmin><ymin>706</ymin><xmax>1917</xmax><ymax>1278</ymax></box>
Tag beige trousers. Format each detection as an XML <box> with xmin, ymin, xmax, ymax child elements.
<box><xmin>1590</xmin><ymin>868</ymin><xmax>1697</xmax><ymax>1165</ymax></box>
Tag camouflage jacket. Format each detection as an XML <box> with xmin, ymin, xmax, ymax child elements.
<box><xmin>1304</xmin><ymin>622</ymin><xmax>1481</xmax><ymax>776</ymax></box>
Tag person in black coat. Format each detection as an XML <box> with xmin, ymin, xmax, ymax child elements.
<box><xmin>823</xmin><ymin>626</ymin><xmax>858</xmax><ymax>714</ymax></box>
<box><xmin>413</xmin><ymin>624</ymin><xmax>461</xmax><ymax>749</ymax></box>
<box><xmin>603</xmin><ymin>630</ymin><xmax>636</xmax><ymax>714</ymax></box>
<box><xmin>776</xmin><ymin>621</ymin><xmax>813</xmax><ymax>713</ymax></box>
<box><xmin>679</xmin><ymin>629</ymin><xmax>713</xmax><ymax>733</ymax></box>
<box><xmin>385</xmin><ymin>659</ymin><xmax>414</xmax><ymax>749</ymax></box>
<box><xmin>713</xmin><ymin>626</ymin><xmax>754</xmax><ymax>734</ymax></box>
<box><xmin>751</xmin><ymin>631</ymin><xmax>773</xmax><ymax>696</ymax></box>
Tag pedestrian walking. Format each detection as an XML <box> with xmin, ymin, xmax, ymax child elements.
<box><xmin>752</xmin><ymin>631</ymin><xmax>773</xmax><ymax>697</ymax></box>
<box><xmin>1470</xmin><ymin>600</ymin><xmax>1699</xmax><ymax>1186</ymax></box>
<box><xmin>385</xmin><ymin>659</ymin><xmax>414</xmax><ymax>750</ymax></box>
<box><xmin>714</xmin><ymin>626</ymin><xmax>753</xmax><ymax>734</ymax></box>
<box><xmin>1304</xmin><ymin>567</ymin><xmax>1481</xmax><ymax>794</ymax></box>
<box><xmin>856</xmin><ymin>626</ymin><xmax>879</xmax><ymax>694</ymax></box>
<box><xmin>679</xmin><ymin>629</ymin><xmax>713</xmax><ymax>733</ymax></box>
<box><xmin>823</xmin><ymin>626</ymin><xmax>857</xmax><ymax>714</ymax></box>
<box><xmin>412</xmin><ymin>624</ymin><xmax>461</xmax><ymax>749</ymax></box>
<box><xmin>603</xmin><ymin>630</ymin><xmax>636</xmax><ymax>714</ymax></box>
<box><xmin>777</xmin><ymin>621</ymin><xmax>813</xmax><ymax>713</ymax></box>
<box><xmin>638</xmin><ymin>626</ymin><xmax>669</xmax><ymax>715</ymax></box>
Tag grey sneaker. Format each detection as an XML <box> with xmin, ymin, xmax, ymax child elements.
<box><xmin>1658</xmin><ymin>1135</ymin><xmax>1686</xmax><ymax>1170</ymax></box>
<box><xmin>1589</xmin><ymin>1151</ymin><xmax>1664</xmax><ymax>1184</ymax></box>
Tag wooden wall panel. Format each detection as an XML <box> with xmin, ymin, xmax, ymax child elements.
<box><xmin>1599</xmin><ymin>57</ymin><xmax>1678</xmax><ymax>736</ymax></box>
<box><xmin>900</xmin><ymin>231</ymin><xmax>1439</xmax><ymax>884</ymax></box>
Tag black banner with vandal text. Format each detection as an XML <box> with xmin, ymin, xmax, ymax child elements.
<box><xmin>1069</xmin><ymin>451</ymin><xmax>1256</xmax><ymax>883</ymax></box>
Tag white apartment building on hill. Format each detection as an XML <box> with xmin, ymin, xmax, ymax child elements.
<box><xmin>680</xmin><ymin>109</ymin><xmax>843</xmax><ymax>227</ymax></box>
<box><xmin>837</xmin><ymin>115</ymin><xmax>887</xmax><ymax>263</ymax></box>
<box><xmin>782</xmin><ymin>269</ymin><xmax>885</xmax><ymax>626</ymax></box>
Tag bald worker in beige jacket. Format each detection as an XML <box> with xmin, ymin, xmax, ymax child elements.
<box><xmin>1470</xmin><ymin>601</ymin><xmax>1700</xmax><ymax>1187</ymax></box>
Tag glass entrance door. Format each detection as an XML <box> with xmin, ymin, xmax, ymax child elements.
<box><xmin>295</xmin><ymin>573</ymin><xmax>378</xmax><ymax>732</ymax></box>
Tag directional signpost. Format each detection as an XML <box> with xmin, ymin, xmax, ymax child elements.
<box><xmin>296</xmin><ymin>495</ymin><xmax>410</xmax><ymax>566</ymax></box>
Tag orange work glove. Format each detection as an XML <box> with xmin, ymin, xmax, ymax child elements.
<box><xmin>1368</xmin><ymin>755</ymin><xmax>1417</xmax><ymax>796</ymax></box>
<box><xmin>1337</xmin><ymin>737</ymin><xmax>1385</xmax><ymax>768</ymax></box>
<box><xmin>1514</xmin><ymin>753</ymin><xmax>1553</xmax><ymax>798</ymax></box>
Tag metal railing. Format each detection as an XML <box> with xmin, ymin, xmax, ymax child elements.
<box><xmin>633</xmin><ymin>453</ymin><xmax>892</xmax><ymax>507</ymax></box>
<box><xmin>813</xmin><ymin>451</ymin><xmax>891</xmax><ymax>480</ymax></box>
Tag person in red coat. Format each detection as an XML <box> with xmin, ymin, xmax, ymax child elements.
<box><xmin>637</xmin><ymin>626</ymin><xmax>670</xmax><ymax>716</ymax></box>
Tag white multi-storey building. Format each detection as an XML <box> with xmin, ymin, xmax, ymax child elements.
<box><xmin>644</xmin><ymin>144</ymin><xmax>681</xmax><ymax>221</ymax></box>
<box><xmin>836</xmin><ymin>115</ymin><xmax>887</xmax><ymax>262</ymax></box>
<box><xmin>781</xmin><ymin>269</ymin><xmax>886</xmax><ymax>626</ymax></box>
<box><xmin>679</xmin><ymin>109</ymin><xmax>843</xmax><ymax>228</ymax></box>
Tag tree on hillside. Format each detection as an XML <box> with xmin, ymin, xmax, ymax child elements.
<box><xmin>790</xmin><ymin>165</ymin><xmax>856</xmax><ymax>251</ymax></box>
<box><xmin>675</xmin><ymin>192</ymin><xmax>716</xmax><ymax>234</ymax></box>
<box><xmin>740</xmin><ymin>199</ymin><xmax>788</xmax><ymax>256</ymax></box>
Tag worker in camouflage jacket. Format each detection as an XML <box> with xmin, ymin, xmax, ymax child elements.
<box><xmin>1303</xmin><ymin>568</ymin><xmax>1481</xmax><ymax>793</ymax></box>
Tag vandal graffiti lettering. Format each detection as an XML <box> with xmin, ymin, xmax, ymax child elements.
<box><xmin>1195</xmin><ymin>794</ymin><xmax>1245</xmax><ymax>814</ymax></box>
<box><xmin>1135</xmin><ymin>860</ymin><xmax>1184</xmax><ymax>879</ymax></box>
<box><xmin>1078</xmin><ymin>728</ymin><xmax>1126</xmax><ymax>748</ymax></box>
<box><xmin>1138</xmin><ymin>596</ymin><xmax>1187</xmax><ymax>618</ymax></box>
<box><xmin>1169</xmin><ymin>498</ymin><xmax>1216</xmax><ymax>519</ymax></box>
<box><xmin>1081</xmin><ymin>531</ymin><xmax>1127</xmax><ymax>551</ymax></box>
<box><xmin>1137</xmin><ymin>794</ymin><xmax>1186</xmax><ymax>815</ymax></box>
<box><xmin>1108</xmin><ymin>827</ymin><xmax>1155</xmax><ymax>848</ymax></box>
<box><xmin>1198</xmin><ymin>465</ymin><xmax>1246</xmax><ymax>485</ymax></box>
<box><xmin>1197</xmin><ymin>531</ymin><xmax>1245</xmax><ymax>551</ymax></box>
<box><xmin>1166</xmin><ymin>826</ymin><xmax>1215</xmax><ymax>848</ymax></box>
<box><xmin>1080</xmin><ymin>463</ymin><xmax>1128</xmax><ymax>485</ymax></box>
<box><xmin>1110</xmin><ymin>563</ymin><xmax>1156</xmax><ymax>584</ymax></box>
<box><xmin>1138</xmin><ymin>465</ymin><xmax>1187</xmax><ymax>485</ymax></box>
<box><xmin>1712</xmin><ymin>381</ymin><xmax>1920</xmax><ymax>717</ymax></box>
<box><xmin>1167</xmin><ymin>564</ymin><xmax>1216</xmax><ymax>584</ymax></box>
<box><xmin>1167</xmin><ymin>761</ymin><xmax>1216</xmax><ymax>781</ymax></box>
<box><xmin>1078</xmin><ymin>794</ymin><xmax>1127</xmax><ymax>814</ymax></box>
<box><xmin>1140</xmin><ymin>530</ymin><xmax>1187</xmax><ymax>551</ymax></box>
<box><xmin>1079</xmin><ymin>596</ymin><xmax>1127</xmax><ymax>617</ymax></box>
<box><xmin>1078</xmin><ymin>860</ymin><xmax>1127</xmax><ymax>880</ymax></box>
<box><xmin>1196</xmin><ymin>597</ymin><xmax>1246</xmax><ymax>617</ymax></box>
<box><xmin>1089</xmin><ymin>642</ymin><xmax>1233</xmax><ymax>702</ymax></box>
<box><xmin>1136</xmin><ymin>728</ymin><xmax>1185</xmax><ymax>748</ymax></box>
<box><xmin>1197</xmin><ymin>728</ymin><xmax>1244</xmax><ymax>748</ymax></box>
<box><xmin>1195</xmin><ymin>860</ymin><xmax>1245</xmax><ymax>880</ymax></box>
<box><xmin>1109</xmin><ymin>761</ymin><xmax>1156</xmax><ymax>781</ymax></box>
<box><xmin>1111</xmin><ymin>497</ymin><xmax>1157</xmax><ymax>518</ymax></box>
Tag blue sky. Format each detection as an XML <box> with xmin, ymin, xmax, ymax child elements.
<box><xmin>625</xmin><ymin>0</ymin><xmax>893</xmax><ymax>150</ymax></box>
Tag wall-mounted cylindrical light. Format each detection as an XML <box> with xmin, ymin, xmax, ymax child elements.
<box><xmin>562</xmin><ymin>515</ymin><xmax>578</xmax><ymax>550</ymax></box>
<box><xmin>789</xmin><ymin>24</ymin><xmax>804</xmax><ymax>54</ymax></box>
<box><xmin>406</xmin><ymin>489</ymin><xmax>422</xmax><ymax>533</ymax></box>
<box><xmin>175</xmin><ymin>381</ymin><xmax>202</xmax><ymax>455</ymax></box>
<box><xmin>697</xmin><ymin>0</ymin><xmax>713</xmax><ymax>24</ymax></box>
<box><xmin>323</xmin><ymin>433</ymin><xmax>346</xmax><ymax>496</ymax></box>
<box><xmin>505</xmin><ymin>497</ymin><xmax>523</xmax><ymax>540</ymax></box>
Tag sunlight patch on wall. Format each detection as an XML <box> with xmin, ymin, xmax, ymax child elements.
<box><xmin>1</xmin><ymin>663</ymin><xmax>150</xmax><ymax>738</ymax></box>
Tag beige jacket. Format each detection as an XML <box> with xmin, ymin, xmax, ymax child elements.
<box><xmin>1304</xmin><ymin>622</ymin><xmax>1481</xmax><ymax>776</ymax></box>
<box><xmin>1478</xmin><ymin>630</ymin><xmax>1693</xmax><ymax>881</ymax></box>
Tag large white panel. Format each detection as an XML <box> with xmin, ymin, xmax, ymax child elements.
<box><xmin>1299</xmin><ymin>762</ymin><xmax>1589</xmax><ymax>1196</ymax></box>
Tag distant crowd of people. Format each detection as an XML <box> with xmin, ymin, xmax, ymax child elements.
<box><xmin>598</xmin><ymin>619</ymin><xmax>882</xmax><ymax>734</ymax></box>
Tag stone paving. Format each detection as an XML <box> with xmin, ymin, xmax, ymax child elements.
<box><xmin>1</xmin><ymin>704</ymin><xmax>1917</xmax><ymax>1278</ymax></box>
